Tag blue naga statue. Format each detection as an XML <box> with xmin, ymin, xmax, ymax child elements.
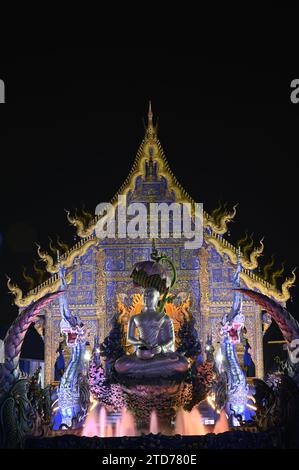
<box><xmin>217</xmin><ymin>248</ymin><xmax>249</xmax><ymax>426</ymax></box>
<box><xmin>53</xmin><ymin>253</ymin><xmax>90</xmax><ymax>430</ymax></box>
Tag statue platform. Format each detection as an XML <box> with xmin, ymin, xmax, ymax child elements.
<box><xmin>114</xmin><ymin>352</ymin><xmax>190</xmax><ymax>384</ymax></box>
<box><xmin>120</xmin><ymin>382</ymin><xmax>193</xmax><ymax>433</ymax></box>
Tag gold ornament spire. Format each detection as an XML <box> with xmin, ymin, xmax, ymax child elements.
<box><xmin>145</xmin><ymin>100</ymin><xmax>157</xmax><ymax>140</ymax></box>
<box><xmin>148</xmin><ymin>100</ymin><xmax>153</xmax><ymax>127</ymax></box>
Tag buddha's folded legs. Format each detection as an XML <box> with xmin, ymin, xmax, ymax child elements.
<box><xmin>115</xmin><ymin>352</ymin><xmax>189</xmax><ymax>378</ymax></box>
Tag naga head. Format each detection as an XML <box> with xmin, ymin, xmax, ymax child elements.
<box><xmin>60</xmin><ymin>318</ymin><xmax>86</xmax><ymax>347</ymax></box>
<box><xmin>220</xmin><ymin>311</ymin><xmax>245</xmax><ymax>345</ymax></box>
<box><xmin>231</xmin><ymin>314</ymin><xmax>245</xmax><ymax>345</ymax></box>
<box><xmin>220</xmin><ymin>248</ymin><xmax>245</xmax><ymax>344</ymax></box>
<box><xmin>57</xmin><ymin>250</ymin><xmax>86</xmax><ymax>347</ymax></box>
<box><xmin>59</xmin><ymin>286</ymin><xmax>84</xmax><ymax>347</ymax></box>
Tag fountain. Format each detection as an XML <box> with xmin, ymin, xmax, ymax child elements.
<box><xmin>83</xmin><ymin>405</ymin><xmax>137</xmax><ymax>438</ymax></box>
<box><xmin>214</xmin><ymin>410</ymin><xmax>229</xmax><ymax>434</ymax></box>
<box><xmin>81</xmin><ymin>403</ymin><xmax>229</xmax><ymax>437</ymax></box>
<box><xmin>175</xmin><ymin>408</ymin><xmax>207</xmax><ymax>436</ymax></box>
<box><xmin>149</xmin><ymin>410</ymin><xmax>159</xmax><ymax>434</ymax></box>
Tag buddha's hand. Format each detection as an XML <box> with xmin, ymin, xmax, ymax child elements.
<box><xmin>150</xmin><ymin>345</ymin><xmax>162</xmax><ymax>355</ymax></box>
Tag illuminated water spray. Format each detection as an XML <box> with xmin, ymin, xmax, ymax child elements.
<box><xmin>82</xmin><ymin>405</ymin><xmax>229</xmax><ymax>437</ymax></box>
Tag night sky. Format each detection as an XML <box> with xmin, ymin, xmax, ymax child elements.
<box><xmin>0</xmin><ymin>47</ymin><xmax>298</xmax><ymax>368</ymax></box>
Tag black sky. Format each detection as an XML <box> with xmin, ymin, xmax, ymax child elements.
<box><xmin>0</xmin><ymin>47</ymin><xmax>298</xmax><ymax>365</ymax></box>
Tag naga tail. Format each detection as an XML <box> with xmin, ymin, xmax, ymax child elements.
<box><xmin>0</xmin><ymin>291</ymin><xmax>63</xmax><ymax>395</ymax></box>
<box><xmin>236</xmin><ymin>289</ymin><xmax>299</xmax><ymax>385</ymax></box>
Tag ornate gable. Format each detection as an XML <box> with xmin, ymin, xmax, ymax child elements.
<box><xmin>7</xmin><ymin>103</ymin><xmax>295</xmax><ymax>307</ymax></box>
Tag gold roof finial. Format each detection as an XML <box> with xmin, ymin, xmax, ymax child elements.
<box><xmin>145</xmin><ymin>100</ymin><xmax>157</xmax><ymax>140</ymax></box>
<box><xmin>148</xmin><ymin>100</ymin><xmax>153</xmax><ymax>127</ymax></box>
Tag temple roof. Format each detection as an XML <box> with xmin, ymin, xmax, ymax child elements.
<box><xmin>7</xmin><ymin>103</ymin><xmax>296</xmax><ymax>307</ymax></box>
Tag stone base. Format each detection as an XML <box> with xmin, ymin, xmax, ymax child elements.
<box><xmin>121</xmin><ymin>382</ymin><xmax>193</xmax><ymax>433</ymax></box>
<box><xmin>114</xmin><ymin>352</ymin><xmax>190</xmax><ymax>384</ymax></box>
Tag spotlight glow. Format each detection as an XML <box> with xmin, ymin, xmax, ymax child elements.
<box><xmin>84</xmin><ymin>350</ymin><xmax>91</xmax><ymax>361</ymax></box>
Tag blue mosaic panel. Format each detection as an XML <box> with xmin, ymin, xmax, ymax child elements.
<box><xmin>105</xmin><ymin>280</ymin><xmax>133</xmax><ymax>327</ymax></box>
<box><xmin>208</xmin><ymin>248</ymin><xmax>250</xmax><ymax>302</ymax></box>
<box><xmin>212</xmin><ymin>269</ymin><xmax>223</xmax><ymax>282</ymax></box>
<box><xmin>179</xmin><ymin>247</ymin><xmax>200</xmax><ymax>270</ymax></box>
<box><xmin>130</xmin><ymin>179</ymin><xmax>175</xmax><ymax>203</ymax></box>
<box><xmin>64</xmin><ymin>246</ymin><xmax>96</xmax><ymax>305</ymax></box>
<box><xmin>81</xmin><ymin>251</ymin><xmax>93</xmax><ymax>265</ymax></box>
<box><xmin>210</xmin><ymin>288</ymin><xmax>233</xmax><ymax>302</ymax></box>
<box><xmin>209</xmin><ymin>248</ymin><xmax>233</xmax><ymax>301</ymax></box>
<box><xmin>189</xmin><ymin>279</ymin><xmax>200</xmax><ymax>316</ymax></box>
<box><xmin>160</xmin><ymin>247</ymin><xmax>174</xmax><ymax>261</ymax></box>
<box><xmin>104</xmin><ymin>249</ymin><xmax>126</xmax><ymax>271</ymax></box>
<box><xmin>209</xmin><ymin>249</ymin><xmax>223</xmax><ymax>263</ymax></box>
<box><xmin>134</xmin><ymin>175</ymin><xmax>142</xmax><ymax>191</ymax></box>
<box><xmin>69</xmin><ymin>272</ymin><xmax>77</xmax><ymax>285</ymax></box>
<box><xmin>82</xmin><ymin>271</ymin><xmax>93</xmax><ymax>284</ymax></box>
<box><xmin>68</xmin><ymin>289</ymin><xmax>94</xmax><ymax>304</ymax></box>
<box><xmin>69</xmin><ymin>308</ymin><xmax>97</xmax><ymax>318</ymax></box>
<box><xmin>131</xmin><ymin>248</ymin><xmax>151</xmax><ymax>266</ymax></box>
<box><xmin>156</xmin><ymin>247</ymin><xmax>175</xmax><ymax>270</ymax></box>
<box><xmin>172</xmin><ymin>279</ymin><xmax>200</xmax><ymax>310</ymax></box>
<box><xmin>228</xmin><ymin>267</ymin><xmax>234</xmax><ymax>282</ymax></box>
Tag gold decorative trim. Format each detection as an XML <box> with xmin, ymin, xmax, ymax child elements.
<box><xmin>199</xmin><ymin>247</ymin><xmax>210</xmax><ymax>343</ymax></box>
<box><xmin>36</xmin><ymin>244</ymin><xmax>56</xmax><ymax>273</ymax></box>
<box><xmin>206</xmin><ymin>233</ymin><xmax>264</xmax><ymax>270</ymax></box>
<box><xmin>255</xmin><ymin>305</ymin><xmax>264</xmax><ymax>378</ymax></box>
<box><xmin>70</xmin><ymin>135</ymin><xmax>236</xmax><ymax>239</ymax></box>
<box><xmin>206</xmin><ymin>233</ymin><xmax>295</xmax><ymax>302</ymax></box>
<box><xmin>6</xmin><ymin>276</ymin><xmax>24</xmax><ymax>306</ymax></box>
<box><xmin>9</xmin><ymin>238</ymin><xmax>98</xmax><ymax>307</ymax></box>
<box><xmin>37</xmin><ymin>236</ymin><xmax>97</xmax><ymax>274</ymax></box>
<box><xmin>8</xmin><ymin>271</ymin><xmax>74</xmax><ymax>308</ymax></box>
<box><xmin>242</xmin><ymin>238</ymin><xmax>264</xmax><ymax>270</ymax></box>
<box><xmin>239</xmin><ymin>269</ymin><xmax>296</xmax><ymax>304</ymax></box>
<box><xmin>44</xmin><ymin>308</ymin><xmax>53</xmax><ymax>386</ymax></box>
<box><xmin>66</xmin><ymin>210</ymin><xmax>94</xmax><ymax>239</ymax></box>
<box><xmin>95</xmin><ymin>249</ymin><xmax>107</xmax><ymax>343</ymax></box>
<box><xmin>205</xmin><ymin>204</ymin><xmax>238</xmax><ymax>235</ymax></box>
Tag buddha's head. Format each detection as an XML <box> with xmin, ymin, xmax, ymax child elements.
<box><xmin>143</xmin><ymin>287</ymin><xmax>160</xmax><ymax>311</ymax></box>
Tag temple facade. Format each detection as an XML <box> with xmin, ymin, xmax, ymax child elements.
<box><xmin>8</xmin><ymin>104</ymin><xmax>296</xmax><ymax>386</ymax></box>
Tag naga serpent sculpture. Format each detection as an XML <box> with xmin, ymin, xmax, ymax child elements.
<box><xmin>216</xmin><ymin>250</ymin><xmax>248</xmax><ymax>425</ymax></box>
<box><xmin>0</xmin><ymin>291</ymin><xmax>63</xmax><ymax>448</ymax></box>
<box><xmin>237</xmin><ymin>289</ymin><xmax>299</xmax><ymax>386</ymax></box>
<box><xmin>237</xmin><ymin>288</ymin><xmax>299</xmax><ymax>439</ymax></box>
<box><xmin>53</xmin><ymin>252</ymin><xmax>90</xmax><ymax>430</ymax></box>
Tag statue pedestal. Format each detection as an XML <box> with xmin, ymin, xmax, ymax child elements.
<box><xmin>120</xmin><ymin>382</ymin><xmax>192</xmax><ymax>434</ymax></box>
<box><xmin>115</xmin><ymin>352</ymin><xmax>190</xmax><ymax>381</ymax></box>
